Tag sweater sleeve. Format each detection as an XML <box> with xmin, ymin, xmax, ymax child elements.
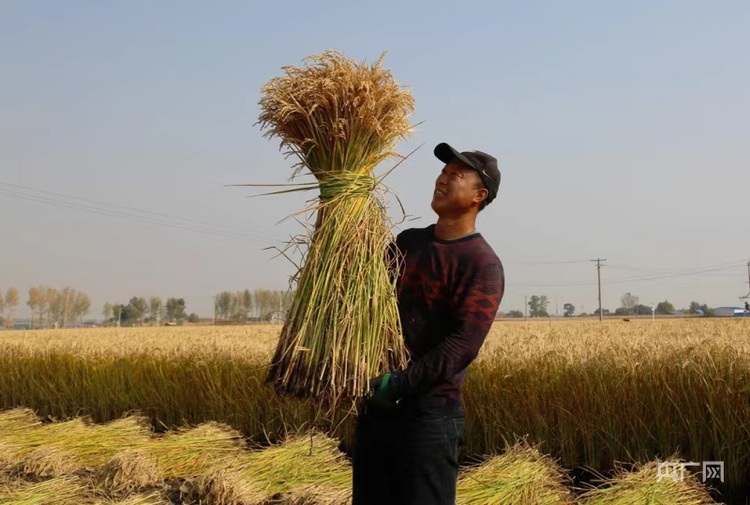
<box><xmin>397</xmin><ymin>259</ymin><xmax>504</xmax><ymax>397</ymax></box>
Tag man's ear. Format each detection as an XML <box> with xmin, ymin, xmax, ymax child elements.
<box><xmin>474</xmin><ymin>188</ymin><xmax>489</xmax><ymax>205</ymax></box>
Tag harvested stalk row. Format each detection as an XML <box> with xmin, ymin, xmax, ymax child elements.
<box><xmin>184</xmin><ymin>432</ymin><xmax>351</xmax><ymax>505</ymax></box>
<box><xmin>254</xmin><ymin>50</ymin><xmax>414</xmax><ymax>411</ymax></box>
<box><xmin>456</xmin><ymin>443</ymin><xmax>575</xmax><ymax>505</ymax></box>
<box><xmin>578</xmin><ymin>460</ymin><xmax>719</xmax><ymax>505</ymax></box>
<box><xmin>146</xmin><ymin>421</ymin><xmax>246</xmax><ymax>478</ymax></box>
<box><xmin>0</xmin><ymin>476</ymin><xmax>90</xmax><ymax>505</ymax></box>
<box><xmin>0</xmin><ymin>412</ymin><xmax>153</xmax><ymax>470</ymax></box>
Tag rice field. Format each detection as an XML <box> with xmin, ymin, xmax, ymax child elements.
<box><xmin>1</xmin><ymin>318</ymin><xmax>748</xmax><ymax>503</ymax></box>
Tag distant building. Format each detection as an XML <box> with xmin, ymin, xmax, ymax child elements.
<box><xmin>713</xmin><ymin>307</ymin><xmax>748</xmax><ymax>317</ymax></box>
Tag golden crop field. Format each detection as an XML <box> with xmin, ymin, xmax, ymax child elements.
<box><xmin>2</xmin><ymin>318</ymin><xmax>749</xmax><ymax>503</ymax></box>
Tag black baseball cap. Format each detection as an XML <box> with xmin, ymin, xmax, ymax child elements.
<box><xmin>434</xmin><ymin>142</ymin><xmax>501</xmax><ymax>205</ymax></box>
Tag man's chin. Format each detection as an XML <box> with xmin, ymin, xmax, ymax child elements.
<box><xmin>430</xmin><ymin>199</ymin><xmax>445</xmax><ymax>215</ymax></box>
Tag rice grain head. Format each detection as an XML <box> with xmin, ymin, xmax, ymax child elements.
<box><xmin>180</xmin><ymin>468</ymin><xmax>269</xmax><ymax>505</ymax></box>
<box><xmin>0</xmin><ymin>408</ymin><xmax>41</xmax><ymax>435</ymax></box>
<box><xmin>0</xmin><ymin>442</ymin><xmax>22</xmax><ymax>471</ymax></box>
<box><xmin>95</xmin><ymin>449</ymin><xmax>164</xmax><ymax>497</ymax></box>
<box><xmin>456</xmin><ymin>442</ymin><xmax>575</xmax><ymax>505</ymax></box>
<box><xmin>283</xmin><ymin>483</ymin><xmax>352</xmax><ymax>505</ymax></box>
<box><xmin>9</xmin><ymin>444</ymin><xmax>79</xmax><ymax>479</ymax></box>
<box><xmin>257</xmin><ymin>49</ymin><xmax>415</xmax><ymax>179</ymax></box>
<box><xmin>110</xmin><ymin>490</ymin><xmax>172</xmax><ymax>505</ymax></box>
<box><xmin>0</xmin><ymin>475</ymin><xmax>89</xmax><ymax>505</ymax></box>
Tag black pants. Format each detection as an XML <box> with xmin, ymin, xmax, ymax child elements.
<box><xmin>351</xmin><ymin>397</ymin><xmax>465</xmax><ymax>505</ymax></box>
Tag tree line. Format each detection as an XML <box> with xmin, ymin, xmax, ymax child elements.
<box><xmin>101</xmin><ymin>288</ymin><xmax>296</xmax><ymax>327</ymax></box>
<box><xmin>0</xmin><ymin>287</ymin><xmax>20</xmax><ymax>328</ymax></box>
<box><xmin>0</xmin><ymin>284</ymin><xmax>298</xmax><ymax>330</ymax></box>
<box><xmin>213</xmin><ymin>289</ymin><xmax>294</xmax><ymax>323</ymax></box>
<box><xmin>102</xmin><ymin>297</ymin><xmax>191</xmax><ymax>327</ymax></box>
<box><xmin>504</xmin><ymin>292</ymin><xmax>716</xmax><ymax>318</ymax></box>
<box><xmin>0</xmin><ymin>286</ymin><xmax>93</xmax><ymax>329</ymax></box>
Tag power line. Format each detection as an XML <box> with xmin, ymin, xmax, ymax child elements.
<box><xmin>606</xmin><ymin>261</ymin><xmax>746</xmax><ymax>284</ymax></box>
<box><xmin>0</xmin><ymin>183</ymin><xmax>290</xmax><ymax>245</ymax></box>
<box><xmin>516</xmin><ymin>259</ymin><xmax>592</xmax><ymax>265</ymax></box>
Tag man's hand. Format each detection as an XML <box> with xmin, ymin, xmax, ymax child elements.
<box><xmin>367</xmin><ymin>372</ymin><xmax>403</xmax><ymax>408</ymax></box>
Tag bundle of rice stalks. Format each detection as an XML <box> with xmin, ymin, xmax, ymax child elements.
<box><xmin>185</xmin><ymin>432</ymin><xmax>350</xmax><ymax>505</ymax></box>
<box><xmin>253</xmin><ymin>50</ymin><xmax>414</xmax><ymax>410</ymax></box>
<box><xmin>0</xmin><ymin>442</ymin><xmax>22</xmax><ymax>471</ymax></box>
<box><xmin>9</xmin><ymin>444</ymin><xmax>79</xmax><ymax>479</ymax></box>
<box><xmin>109</xmin><ymin>491</ymin><xmax>171</xmax><ymax>505</ymax></box>
<box><xmin>0</xmin><ymin>408</ymin><xmax>41</xmax><ymax>434</ymax></box>
<box><xmin>0</xmin><ymin>476</ymin><xmax>89</xmax><ymax>505</ymax></box>
<box><xmin>94</xmin><ymin>449</ymin><xmax>163</xmax><ymax>497</ymax></box>
<box><xmin>2</xmin><ymin>414</ymin><xmax>153</xmax><ymax>470</ymax></box>
<box><xmin>147</xmin><ymin>421</ymin><xmax>245</xmax><ymax>478</ymax></box>
<box><xmin>283</xmin><ymin>483</ymin><xmax>351</xmax><ymax>505</ymax></box>
<box><xmin>179</xmin><ymin>468</ymin><xmax>268</xmax><ymax>505</ymax></box>
<box><xmin>456</xmin><ymin>443</ymin><xmax>574</xmax><ymax>505</ymax></box>
<box><xmin>578</xmin><ymin>460</ymin><xmax>718</xmax><ymax>505</ymax></box>
<box><xmin>242</xmin><ymin>432</ymin><xmax>351</xmax><ymax>498</ymax></box>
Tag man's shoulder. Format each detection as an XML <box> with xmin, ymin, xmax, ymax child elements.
<box><xmin>395</xmin><ymin>225</ymin><xmax>434</xmax><ymax>246</ymax></box>
<box><xmin>463</xmin><ymin>233</ymin><xmax>502</xmax><ymax>265</ymax></box>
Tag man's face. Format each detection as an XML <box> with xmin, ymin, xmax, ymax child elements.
<box><xmin>430</xmin><ymin>160</ymin><xmax>488</xmax><ymax>217</ymax></box>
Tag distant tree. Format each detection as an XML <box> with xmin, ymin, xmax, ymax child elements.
<box><xmin>165</xmin><ymin>298</ymin><xmax>187</xmax><ymax>322</ymax></box>
<box><xmin>72</xmin><ymin>291</ymin><xmax>91</xmax><ymax>325</ymax></box>
<box><xmin>688</xmin><ymin>301</ymin><xmax>714</xmax><ymax>316</ymax></box>
<box><xmin>242</xmin><ymin>289</ymin><xmax>253</xmax><ymax>321</ymax></box>
<box><xmin>4</xmin><ymin>287</ymin><xmax>19</xmax><ymax>328</ymax></box>
<box><xmin>655</xmin><ymin>300</ymin><xmax>675</xmax><ymax>315</ymax></box>
<box><xmin>0</xmin><ymin>287</ymin><xmax>5</xmax><ymax>327</ymax></box>
<box><xmin>634</xmin><ymin>304</ymin><xmax>652</xmax><ymax>315</ymax></box>
<box><xmin>187</xmin><ymin>313</ymin><xmax>200</xmax><ymax>323</ymax></box>
<box><xmin>563</xmin><ymin>303</ymin><xmax>575</xmax><ymax>317</ymax></box>
<box><xmin>44</xmin><ymin>286</ymin><xmax>58</xmax><ymax>327</ymax></box>
<box><xmin>254</xmin><ymin>289</ymin><xmax>275</xmax><ymax>320</ymax></box>
<box><xmin>148</xmin><ymin>297</ymin><xmax>164</xmax><ymax>326</ymax></box>
<box><xmin>215</xmin><ymin>291</ymin><xmax>232</xmax><ymax>319</ymax></box>
<box><xmin>594</xmin><ymin>308</ymin><xmax>610</xmax><ymax>316</ymax></box>
<box><xmin>102</xmin><ymin>302</ymin><xmax>113</xmax><ymax>324</ymax></box>
<box><xmin>27</xmin><ymin>287</ymin><xmax>46</xmax><ymax>328</ymax></box>
<box><xmin>506</xmin><ymin>310</ymin><xmax>524</xmax><ymax>318</ymax></box>
<box><xmin>128</xmin><ymin>297</ymin><xmax>148</xmax><ymax>326</ymax></box>
<box><xmin>528</xmin><ymin>295</ymin><xmax>550</xmax><ymax>318</ymax></box>
<box><xmin>112</xmin><ymin>304</ymin><xmax>132</xmax><ymax>326</ymax></box>
<box><xmin>620</xmin><ymin>293</ymin><xmax>639</xmax><ymax>315</ymax></box>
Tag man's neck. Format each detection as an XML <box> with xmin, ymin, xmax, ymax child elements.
<box><xmin>434</xmin><ymin>216</ymin><xmax>478</xmax><ymax>241</ymax></box>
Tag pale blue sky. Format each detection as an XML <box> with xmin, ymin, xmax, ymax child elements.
<box><xmin>1</xmin><ymin>0</ymin><xmax>749</xmax><ymax>318</ymax></box>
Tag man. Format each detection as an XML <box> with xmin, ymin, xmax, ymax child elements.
<box><xmin>351</xmin><ymin>142</ymin><xmax>505</xmax><ymax>505</ymax></box>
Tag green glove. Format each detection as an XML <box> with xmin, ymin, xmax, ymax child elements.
<box><xmin>368</xmin><ymin>372</ymin><xmax>403</xmax><ymax>407</ymax></box>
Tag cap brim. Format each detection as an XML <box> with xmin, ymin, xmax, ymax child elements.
<box><xmin>434</xmin><ymin>142</ymin><xmax>479</xmax><ymax>171</ymax></box>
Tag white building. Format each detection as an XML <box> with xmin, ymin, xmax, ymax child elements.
<box><xmin>713</xmin><ymin>307</ymin><xmax>747</xmax><ymax>317</ymax></box>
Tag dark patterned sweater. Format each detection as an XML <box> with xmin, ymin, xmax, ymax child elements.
<box><xmin>389</xmin><ymin>224</ymin><xmax>505</xmax><ymax>403</ymax></box>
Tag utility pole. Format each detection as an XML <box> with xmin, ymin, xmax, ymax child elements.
<box><xmin>745</xmin><ymin>260</ymin><xmax>750</xmax><ymax>297</ymax></box>
<box><xmin>591</xmin><ymin>259</ymin><xmax>607</xmax><ymax>321</ymax></box>
<box><xmin>524</xmin><ymin>295</ymin><xmax>528</xmax><ymax>320</ymax></box>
